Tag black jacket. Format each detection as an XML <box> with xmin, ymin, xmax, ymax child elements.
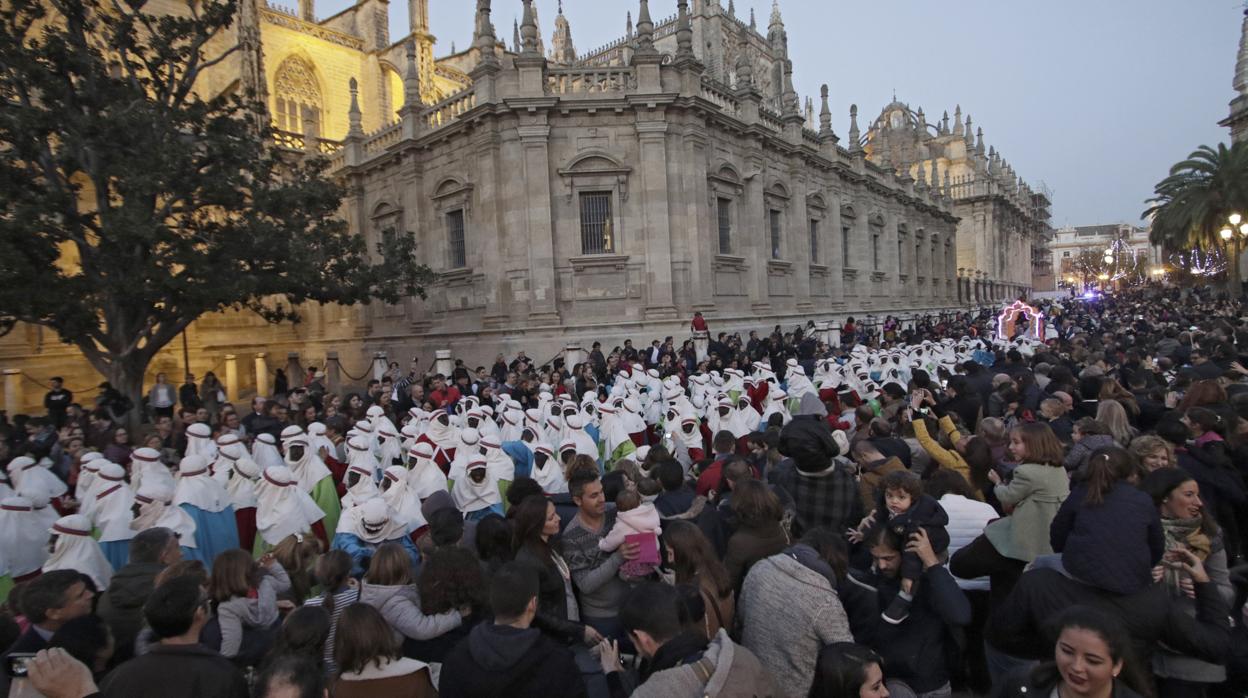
<box><xmin>100</xmin><ymin>643</ymin><xmax>249</xmax><ymax>698</ymax></box>
<box><xmin>439</xmin><ymin>623</ymin><xmax>586</xmax><ymax>698</ymax></box>
<box><xmin>778</xmin><ymin>415</ymin><xmax>839</xmax><ymax>473</ymax></box>
<box><xmin>514</xmin><ymin>546</ymin><xmax>584</xmax><ymax>645</ymax></box>
<box><xmin>97</xmin><ymin>561</ymin><xmax>164</xmax><ymax>666</ymax></box>
<box><xmin>1049</xmin><ymin>483</ymin><xmax>1163</xmax><ymax>596</ymax></box>
<box><xmin>994</xmin><ymin>663</ymin><xmax>1145</xmax><ymax>698</ymax></box>
<box><xmin>841</xmin><ymin>564</ymin><xmax>971</xmax><ymax>693</ymax></box>
<box><xmin>987</xmin><ymin>568</ymin><xmax>1231</xmax><ymax>668</ymax></box>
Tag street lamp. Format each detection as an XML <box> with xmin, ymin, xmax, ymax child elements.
<box><xmin>1221</xmin><ymin>226</ymin><xmax>1234</xmax><ymax>241</ymax></box>
<box><xmin>1224</xmin><ymin>212</ymin><xmax>1244</xmax><ymax>296</ymax></box>
<box><xmin>1232</xmin><ymin>213</ymin><xmax>1243</xmax><ymax>226</ymax></box>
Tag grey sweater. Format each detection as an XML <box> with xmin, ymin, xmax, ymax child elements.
<box><xmin>218</xmin><ymin>562</ymin><xmax>291</xmax><ymax>658</ymax></box>
<box><xmin>560</xmin><ymin>512</ymin><xmax>628</xmax><ymax>619</ymax></box>
<box><xmin>739</xmin><ymin>553</ymin><xmax>853</xmax><ymax>698</ymax></box>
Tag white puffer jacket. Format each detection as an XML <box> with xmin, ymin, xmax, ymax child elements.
<box><xmin>939</xmin><ymin>493</ymin><xmax>999</xmax><ymax>591</ymax></box>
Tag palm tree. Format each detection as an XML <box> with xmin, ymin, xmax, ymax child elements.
<box><xmin>1145</xmin><ymin>142</ymin><xmax>1248</xmax><ymax>293</ymax></box>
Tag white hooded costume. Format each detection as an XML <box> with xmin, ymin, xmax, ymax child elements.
<box><xmin>43</xmin><ymin>514</ymin><xmax>113</xmax><ymax>590</ymax></box>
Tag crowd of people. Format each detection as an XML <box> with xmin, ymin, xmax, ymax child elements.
<box><xmin>0</xmin><ymin>285</ymin><xmax>1244</xmax><ymax>698</ymax></box>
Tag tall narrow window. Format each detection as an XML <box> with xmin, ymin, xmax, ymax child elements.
<box><xmin>579</xmin><ymin>192</ymin><xmax>614</xmax><ymax>254</ymax></box>
<box><xmin>898</xmin><ymin>239</ymin><xmax>904</xmax><ymax>273</ymax></box>
<box><xmin>769</xmin><ymin>209</ymin><xmax>782</xmax><ymax>259</ymax></box>
<box><xmin>446</xmin><ymin>209</ymin><xmax>466</xmax><ymax>268</ymax></box>
<box><xmin>872</xmin><ymin>234</ymin><xmax>880</xmax><ymax>270</ymax></box>
<box><xmin>842</xmin><ymin>224</ymin><xmax>851</xmax><ymax>266</ymax></box>
<box><xmin>717</xmin><ymin>198</ymin><xmax>733</xmax><ymax>254</ymax></box>
<box><xmin>809</xmin><ymin>219</ymin><xmax>819</xmax><ymax>262</ymax></box>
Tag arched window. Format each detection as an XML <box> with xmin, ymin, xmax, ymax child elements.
<box><xmin>273</xmin><ymin>56</ymin><xmax>323</xmax><ymax>136</ymax></box>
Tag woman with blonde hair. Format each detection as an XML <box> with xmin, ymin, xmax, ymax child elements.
<box><xmin>1096</xmin><ymin>399</ymin><xmax>1138</xmax><ymax>446</ymax></box>
<box><xmin>1128</xmin><ymin>435</ymin><xmax>1175</xmax><ymax>473</ymax></box>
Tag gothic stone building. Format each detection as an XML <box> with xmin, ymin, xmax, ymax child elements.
<box><xmin>0</xmin><ymin>0</ymin><xmax>1046</xmax><ymax>409</ymax></box>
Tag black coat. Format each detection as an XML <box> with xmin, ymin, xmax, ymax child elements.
<box><xmin>987</xmin><ymin>568</ymin><xmax>1231</xmax><ymax>668</ymax></box>
<box><xmin>841</xmin><ymin>564</ymin><xmax>972</xmax><ymax>693</ymax></box>
<box><xmin>1049</xmin><ymin>482</ymin><xmax>1163</xmax><ymax>596</ymax></box>
<box><xmin>99</xmin><ymin>644</ymin><xmax>249</xmax><ymax>698</ymax></box>
<box><xmin>778</xmin><ymin>415</ymin><xmax>839</xmax><ymax>472</ymax></box>
<box><xmin>439</xmin><ymin>623</ymin><xmax>586</xmax><ymax>698</ymax></box>
<box><xmin>514</xmin><ymin>546</ymin><xmax>584</xmax><ymax>645</ymax></box>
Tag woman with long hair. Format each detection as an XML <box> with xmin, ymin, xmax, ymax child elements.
<box><xmin>663</xmin><ymin>520</ymin><xmax>735</xmax><ymax>639</ymax></box>
<box><xmin>302</xmin><ymin>549</ymin><xmax>357</xmax><ymax>676</ymax></box>
<box><xmin>1141</xmin><ymin>468</ymin><xmax>1234</xmax><ymax>697</ymax></box>
<box><xmin>332</xmin><ymin>603</ymin><xmax>437</xmax><ymax>697</ymax></box>
<box><xmin>723</xmin><ymin>479</ymin><xmax>789</xmax><ymax>590</ymax></box>
<box><xmin>808</xmin><ymin>643</ymin><xmax>890</xmax><ymax>698</ymax></box>
<box><xmin>511</xmin><ymin>494</ymin><xmax>601</xmax><ymax>646</ymax></box>
<box><xmin>209</xmin><ymin>549</ymin><xmax>290</xmax><ymax>662</ymax></box>
<box><xmin>997</xmin><ymin>607</ymin><xmax>1150</xmax><ymax>698</ymax></box>
<box><xmin>357</xmin><ymin>543</ymin><xmax>463</xmax><ymax>646</ymax></box>
<box><xmin>1095</xmin><ymin>400</ymin><xmax>1138</xmax><ymax>447</ymax></box>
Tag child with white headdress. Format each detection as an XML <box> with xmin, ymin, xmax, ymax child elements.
<box><xmin>91</xmin><ymin>462</ymin><xmax>136</xmax><ymax>569</ymax></box>
<box><xmin>405</xmin><ymin>442</ymin><xmax>449</xmax><ymax>500</ymax></box>
<box><xmin>450</xmin><ymin>457</ymin><xmax>504</xmax><ymax>520</ymax></box>
<box><xmin>128</xmin><ymin>447</ymin><xmax>174</xmax><ymax>496</ymax></box>
<box><xmin>284</xmin><ymin>434</ymin><xmax>340</xmax><ymax>538</ymax></box>
<box><xmin>381</xmin><ymin>466</ymin><xmax>426</xmax><ymax>535</ymax></box>
<box><xmin>43</xmin><ymin>514</ymin><xmax>113</xmax><ymax>590</ymax></box>
<box><xmin>130</xmin><ymin>480</ymin><xmax>198</xmax><ymax>562</ymax></box>
<box><xmin>251</xmin><ymin>433</ymin><xmax>285</xmax><ymax>470</ymax></box>
<box><xmin>332</xmin><ymin>497</ymin><xmax>420</xmax><ymax>577</ymax></box>
<box><xmin>0</xmin><ymin>496</ymin><xmax>52</xmax><ymax>583</ymax></box>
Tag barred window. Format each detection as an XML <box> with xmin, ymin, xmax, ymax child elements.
<box><xmin>717</xmin><ymin>198</ymin><xmax>733</xmax><ymax>254</ymax></box>
<box><xmin>446</xmin><ymin>209</ymin><xmax>466</xmax><ymax>268</ymax></box>
<box><xmin>809</xmin><ymin>219</ymin><xmax>819</xmax><ymax>262</ymax></box>
<box><xmin>769</xmin><ymin>209</ymin><xmax>782</xmax><ymax>259</ymax></box>
<box><xmin>579</xmin><ymin>192</ymin><xmax>614</xmax><ymax>254</ymax></box>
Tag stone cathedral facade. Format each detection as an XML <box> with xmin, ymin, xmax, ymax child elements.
<box><xmin>0</xmin><ymin>0</ymin><xmax>1049</xmax><ymax>407</ymax></box>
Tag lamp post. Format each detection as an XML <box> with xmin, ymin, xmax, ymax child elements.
<box><xmin>1218</xmin><ymin>212</ymin><xmax>1248</xmax><ymax>296</ymax></box>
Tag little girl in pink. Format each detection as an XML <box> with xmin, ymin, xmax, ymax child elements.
<box><xmin>599</xmin><ymin>490</ymin><xmax>662</xmax><ymax>579</ymax></box>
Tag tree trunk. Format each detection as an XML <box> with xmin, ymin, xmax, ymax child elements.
<box><xmin>107</xmin><ymin>354</ymin><xmax>150</xmax><ymax>435</ymax></box>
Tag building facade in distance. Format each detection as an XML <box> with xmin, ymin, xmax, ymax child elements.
<box><xmin>0</xmin><ymin>0</ymin><xmax>1044</xmax><ymax>409</ymax></box>
<box><xmin>1049</xmin><ymin>224</ymin><xmax>1162</xmax><ymax>291</ymax></box>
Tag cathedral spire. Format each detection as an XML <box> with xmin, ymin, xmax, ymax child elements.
<box><xmin>770</xmin><ymin>0</ymin><xmax>784</xmax><ymax>27</ymax></box>
<box><xmin>916</xmin><ymin>107</ymin><xmax>926</xmax><ymax>132</ymax></box>
<box><xmin>727</xmin><ymin>0</ymin><xmax>735</xmax><ymax>16</ymax></box>
<box><xmin>749</xmin><ymin>7</ymin><xmax>756</xmax><ymax>31</ymax></box>
<box><xmin>952</xmin><ymin>105</ymin><xmax>963</xmax><ymax>137</ymax></box>
<box><xmin>964</xmin><ymin>114</ymin><xmax>974</xmax><ymax>147</ymax></box>
<box><xmin>409</xmin><ymin>0</ymin><xmax>428</xmax><ymax>34</ymax></box>
<box><xmin>551</xmin><ymin>0</ymin><xmax>577</xmax><ymax>64</ymax></box>
<box><xmin>734</xmin><ymin>30</ymin><xmax>753</xmax><ymax>89</ymax></box>
<box><xmin>975</xmin><ymin>127</ymin><xmax>985</xmax><ymax>156</ymax></box>
<box><xmin>1235</xmin><ymin>9</ymin><xmax>1248</xmax><ymax>96</ymax></box>
<box><xmin>781</xmin><ymin>59</ymin><xmax>799</xmax><ymax>115</ymax></box>
<box><xmin>298</xmin><ymin>0</ymin><xmax>313</xmax><ymax>22</ymax></box>
<box><xmin>849</xmin><ymin>104</ymin><xmax>862</xmax><ymax>153</ymax></box>
<box><xmin>940</xmin><ymin>110</ymin><xmax>949</xmax><ymax>135</ymax></box>
<box><xmin>513</xmin><ymin>18</ymin><xmax>521</xmax><ymax>52</ymax></box>
<box><xmin>805</xmin><ymin>97</ymin><xmax>814</xmax><ymax>128</ymax></box>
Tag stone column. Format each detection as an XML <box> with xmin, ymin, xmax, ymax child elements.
<box><xmin>636</xmin><ymin>119</ymin><xmax>677</xmax><ymax>319</ymax></box>
<box><xmin>475</xmin><ymin>134</ymin><xmax>508</xmax><ymax>325</ymax></box>
<box><xmin>254</xmin><ymin>353</ymin><xmax>268</xmax><ymax>397</ymax></box>
<box><xmin>829</xmin><ymin>194</ymin><xmax>845</xmax><ymax>304</ymax></box>
<box><xmin>746</xmin><ymin>171</ymin><xmax>769</xmax><ymax>313</ymax></box>
<box><xmin>326</xmin><ymin>351</ymin><xmax>341</xmax><ymax>394</ymax></box>
<box><xmin>434</xmin><ymin>350</ymin><xmax>454</xmax><ymax>378</ymax></box>
<box><xmin>683</xmin><ymin>134</ymin><xmax>714</xmax><ymax>311</ymax></box>
<box><xmin>3</xmin><ymin>369</ymin><xmax>21</xmax><ymax>415</ymax></box>
<box><xmin>518</xmin><ymin>122</ymin><xmax>560</xmax><ymax>324</ymax></box>
<box><xmin>285</xmin><ymin>353</ymin><xmax>303</xmax><ymax>385</ymax></box>
<box><xmin>224</xmin><ymin>354</ymin><xmax>238</xmax><ymax>402</ymax></box>
<box><xmin>790</xmin><ymin>173</ymin><xmax>812</xmax><ymax>311</ymax></box>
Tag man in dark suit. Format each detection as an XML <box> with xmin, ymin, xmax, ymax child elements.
<box><xmin>1</xmin><ymin>570</ymin><xmax>96</xmax><ymax>694</ymax></box>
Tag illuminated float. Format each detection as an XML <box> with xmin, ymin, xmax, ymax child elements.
<box><xmin>997</xmin><ymin>300</ymin><xmax>1044</xmax><ymax>341</ymax></box>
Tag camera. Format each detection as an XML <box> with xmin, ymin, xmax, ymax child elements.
<box><xmin>6</xmin><ymin>653</ymin><xmax>35</xmax><ymax>678</ymax></box>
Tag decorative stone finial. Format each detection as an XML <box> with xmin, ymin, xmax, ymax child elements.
<box><xmin>676</xmin><ymin>0</ymin><xmax>694</xmax><ymax>57</ymax></box>
<box><xmin>347</xmin><ymin>77</ymin><xmax>363</xmax><ymax>135</ymax></box>
<box><xmin>520</xmin><ymin>0</ymin><xmax>539</xmax><ymax>56</ymax></box>
<box><xmin>635</xmin><ymin>0</ymin><xmax>656</xmax><ymax>54</ymax></box>
<box><xmin>750</xmin><ymin>7</ymin><xmax>756</xmax><ymax>31</ymax></box>
<box><xmin>735</xmin><ymin>33</ymin><xmax>753</xmax><ymax>88</ymax></box>
<box><xmin>818</xmin><ymin>84</ymin><xmax>834</xmax><ymax>140</ymax></box>
<box><xmin>952</xmin><ymin>104</ymin><xmax>963</xmax><ymax>136</ymax></box>
<box><xmin>403</xmin><ymin>39</ymin><xmax>421</xmax><ymax>105</ymax></box>
<box><xmin>975</xmin><ymin>127</ymin><xmax>985</xmax><ymax>156</ymax></box>
<box><xmin>849</xmin><ymin>104</ymin><xmax>862</xmax><ymax>153</ymax></box>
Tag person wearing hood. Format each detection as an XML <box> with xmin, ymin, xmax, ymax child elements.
<box><xmin>7</xmin><ymin>455</ymin><xmax>68</xmax><ymax>505</ymax></box>
<box><xmin>0</xmin><ymin>496</ymin><xmax>53</xmax><ymax>585</ymax></box>
<box><xmin>130</xmin><ymin>481</ymin><xmax>198</xmax><ymax>563</ymax></box>
<box><xmin>450</xmin><ymin>458</ymin><xmax>505</xmax><ymax>521</ymax></box>
<box><xmin>608</xmin><ymin>581</ymin><xmax>774</xmax><ymax>698</ymax></box>
<box><xmin>739</xmin><ymin>528</ymin><xmax>853</xmax><ymax>698</ymax></box>
<box><xmin>775</xmin><ymin>393</ymin><xmax>862</xmax><ymax>537</ymax></box>
<box><xmin>284</xmin><ymin>434</ymin><xmax>341</xmax><ymax>537</ymax></box>
<box><xmin>528</xmin><ymin>442</ymin><xmax>568</xmax><ymax>495</ymax></box>
<box><xmin>173</xmin><ymin>455</ymin><xmax>239</xmax><ymax>570</ymax></box>
<box><xmin>42</xmin><ymin>513</ymin><xmax>114</xmax><ymax>592</ymax></box>
<box><xmin>128</xmin><ymin>447</ymin><xmax>174</xmax><ymax>496</ymax></box>
<box><xmin>333</xmin><ymin>497</ymin><xmax>422</xmax><ymax>578</ymax></box>
<box><xmin>250</xmin><ymin>432</ymin><xmax>285</xmax><ymax>470</ymax></box>
<box><xmin>222</xmin><ymin>456</ymin><xmax>261</xmax><ymax>552</ymax></box>
<box><xmin>406</xmin><ymin>442</ymin><xmax>449</xmax><ymax>500</ymax></box>
<box><xmin>381</xmin><ymin>465</ymin><xmax>427</xmax><ymax>536</ymax></box>
<box><xmin>254</xmin><ymin>466</ymin><xmax>326</xmax><ymax>554</ymax></box>
<box><xmin>184</xmin><ymin>422</ymin><xmax>217</xmax><ymax>462</ymax></box>
<box><xmin>91</xmin><ymin>461</ymin><xmax>137</xmax><ymax>569</ymax></box>
<box><xmin>341</xmin><ymin>462</ymin><xmax>381</xmax><ymax>510</ymax></box>
<box><xmin>439</xmin><ymin>561</ymin><xmax>587</xmax><ymax>698</ymax></box>
<box><xmin>416</xmin><ymin>410</ymin><xmax>458</xmax><ymax>474</ymax></box>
